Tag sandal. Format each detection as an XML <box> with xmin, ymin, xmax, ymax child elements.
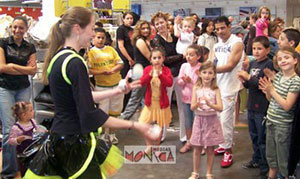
<box><xmin>180</xmin><ymin>142</ymin><xmax>191</xmax><ymax>153</ymax></box>
<box><xmin>188</xmin><ymin>172</ymin><xmax>199</xmax><ymax>179</ymax></box>
<box><xmin>206</xmin><ymin>173</ymin><xmax>213</xmax><ymax>179</ymax></box>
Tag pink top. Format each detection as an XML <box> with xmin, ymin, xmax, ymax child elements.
<box><xmin>194</xmin><ymin>87</ymin><xmax>217</xmax><ymax>116</ymax></box>
<box><xmin>177</xmin><ymin>62</ymin><xmax>201</xmax><ymax>103</ymax></box>
<box><xmin>255</xmin><ymin>18</ymin><xmax>269</xmax><ymax>37</ymax></box>
<box><xmin>8</xmin><ymin>119</ymin><xmax>42</xmax><ymax>146</ymax></box>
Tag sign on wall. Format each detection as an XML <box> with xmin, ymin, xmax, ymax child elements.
<box><xmin>173</xmin><ymin>8</ymin><xmax>191</xmax><ymax>17</ymax></box>
<box><xmin>93</xmin><ymin>0</ymin><xmax>113</xmax><ymax>9</ymax></box>
<box><xmin>239</xmin><ymin>7</ymin><xmax>258</xmax><ymax>20</ymax></box>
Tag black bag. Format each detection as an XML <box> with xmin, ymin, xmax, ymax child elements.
<box><xmin>18</xmin><ymin>132</ymin><xmax>50</xmax><ymax>165</ymax></box>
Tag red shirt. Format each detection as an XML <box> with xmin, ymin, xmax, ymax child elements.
<box><xmin>140</xmin><ymin>66</ymin><xmax>173</xmax><ymax>109</ymax></box>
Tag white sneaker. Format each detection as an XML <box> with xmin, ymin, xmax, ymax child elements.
<box><xmin>161</xmin><ymin>126</ymin><xmax>167</xmax><ymax>142</ymax></box>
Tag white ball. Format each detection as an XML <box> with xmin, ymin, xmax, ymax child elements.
<box><xmin>150</xmin><ymin>124</ymin><xmax>161</xmax><ymax>139</ymax></box>
<box><xmin>132</xmin><ymin>64</ymin><xmax>144</xmax><ymax>80</ymax></box>
<box><xmin>118</xmin><ymin>79</ymin><xmax>127</xmax><ymax>91</ymax></box>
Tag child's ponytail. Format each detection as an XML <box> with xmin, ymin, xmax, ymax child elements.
<box><xmin>11</xmin><ymin>101</ymin><xmax>31</xmax><ymax>121</ymax></box>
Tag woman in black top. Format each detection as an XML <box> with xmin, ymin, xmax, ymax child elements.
<box><xmin>116</xmin><ymin>12</ymin><xmax>134</xmax><ymax>78</ymax></box>
<box><xmin>121</xmin><ymin>20</ymin><xmax>151</xmax><ymax>120</ymax></box>
<box><xmin>0</xmin><ymin>16</ymin><xmax>36</xmax><ymax>179</ymax></box>
<box><xmin>24</xmin><ymin>7</ymin><xmax>157</xmax><ymax>179</ymax></box>
<box><xmin>150</xmin><ymin>12</ymin><xmax>186</xmax><ymax>143</ymax></box>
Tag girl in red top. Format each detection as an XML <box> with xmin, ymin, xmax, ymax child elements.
<box><xmin>139</xmin><ymin>48</ymin><xmax>173</xmax><ymax>153</ymax></box>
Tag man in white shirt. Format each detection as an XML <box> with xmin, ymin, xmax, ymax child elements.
<box><xmin>212</xmin><ymin>16</ymin><xmax>244</xmax><ymax>168</ymax></box>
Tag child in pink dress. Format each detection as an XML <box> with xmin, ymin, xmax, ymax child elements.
<box><xmin>188</xmin><ymin>61</ymin><xmax>224</xmax><ymax>179</ymax></box>
<box><xmin>256</xmin><ymin>6</ymin><xmax>271</xmax><ymax>37</ymax></box>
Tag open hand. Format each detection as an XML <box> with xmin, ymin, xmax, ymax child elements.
<box><xmin>263</xmin><ymin>68</ymin><xmax>276</xmax><ymax>81</ymax></box>
<box><xmin>135</xmin><ymin>122</ymin><xmax>161</xmax><ymax>141</ymax></box>
<box><xmin>237</xmin><ymin>70</ymin><xmax>250</xmax><ymax>82</ymax></box>
<box><xmin>119</xmin><ymin>76</ymin><xmax>142</xmax><ymax>94</ymax></box>
<box><xmin>175</xmin><ymin>15</ymin><xmax>182</xmax><ymax>24</ymax></box>
<box><xmin>182</xmin><ymin>75</ymin><xmax>192</xmax><ymax>84</ymax></box>
<box><xmin>259</xmin><ymin>76</ymin><xmax>273</xmax><ymax>94</ymax></box>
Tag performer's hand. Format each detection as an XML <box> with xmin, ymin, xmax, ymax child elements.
<box><xmin>119</xmin><ymin>76</ymin><xmax>142</xmax><ymax>94</ymax></box>
<box><xmin>134</xmin><ymin>122</ymin><xmax>161</xmax><ymax>141</ymax></box>
<box><xmin>128</xmin><ymin>80</ymin><xmax>141</xmax><ymax>90</ymax></box>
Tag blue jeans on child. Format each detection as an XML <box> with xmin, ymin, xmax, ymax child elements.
<box><xmin>247</xmin><ymin>110</ymin><xmax>268</xmax><ymax>174</ymax></box>
<box><xmin>0</xmin><ymin>87</ymin><xmax>31</xmax><ymax>178</ymax></box>
<box><xmin>182</xmin><ymin>103</ymin><xmax>194</xmax><ymax>130</ymax></box>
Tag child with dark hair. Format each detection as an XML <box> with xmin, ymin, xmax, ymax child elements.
<box><xmin>278</xmin><ymin>28</ymin><xmax>300</xmax><ymax>49</ymax></box>
<box><xmin>88</xmin><ymin>27</ymin><xmax>124</xmax><ymax>144</ymax></box>
<box><xmin>197</xmin><ymin>19</ymin><xmax>218</xmax><ymax>60</ymax></box>
<box><xmin>237</xmin><ymin>36</ymin><xmax>275</xmax><ymax>177</ymax></box>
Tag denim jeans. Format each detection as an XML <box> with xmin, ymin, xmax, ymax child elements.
<box><xmin>182</xmin><ymin>103</ymin><xmax>194</xmax><ymax>130</ymax></box>
<box><xmin>0</xmin><ymin>87</ymin><xmax>31</xmax><ymax>178</ymax></box>
<box><xmin>247</xmin><ymin>110</ymin><xmax>268</xmax><ymax>173</ymax></box>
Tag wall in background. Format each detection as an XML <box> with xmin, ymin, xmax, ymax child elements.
<box><xmin>131</xmin><ymin>0</ymin><xmax>287</xmax><ymax>24</ymax></box>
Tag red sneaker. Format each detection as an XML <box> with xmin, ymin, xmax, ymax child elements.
<box><xmin>214</xmin><ymin>147</ymin><xmax>225</xmax><ymax>155</ymax></box>
<box><xmin>221</xmin><ymin>152</ymin><xmax>233</xmax><ymax>168</ymax></box>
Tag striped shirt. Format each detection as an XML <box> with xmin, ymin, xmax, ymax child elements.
<box><xmin>267</xmin><ymin>72</ymin><xmax>300</xmax><ymax>124</ymax></box>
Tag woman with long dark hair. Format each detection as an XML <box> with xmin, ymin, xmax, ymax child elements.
<box><xmin>121</xmin><ymin>20</ymin><xmax>152</xmax><ymax>120</ymax></box>
<box><xmin>197</xmin><ymin>19</ymin><xmax>218</xmax><ymax>60</ymax></box>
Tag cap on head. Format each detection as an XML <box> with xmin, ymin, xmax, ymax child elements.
<box><xmin>230</xmin><ymin>25</ymin><xmax>247</xmax><ymax>35</ymax></box>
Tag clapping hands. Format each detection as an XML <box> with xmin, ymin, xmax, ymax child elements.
<box><xmin>237</xmin><ymin>70</ymin><xmax>250</xmax><ymax>83</ymax></box>
<box><xmin>258</xmin><ymin>76</ymin><xmax>273</xmax><ymax>95</ymax></box>
<box><xmin>182</xmin><ymin>74</ymin><xmax>192</xmax><ymax>84</ymax></box>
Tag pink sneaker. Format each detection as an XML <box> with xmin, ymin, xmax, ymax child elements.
<box><xmin>221</xmin><ymin>152</ymin><xmax>233</xmax><ymax>168</ymax></box>
<box><xmin>214</xmin><ymin>147</ymin><xmax>225</xmax><ymax>155</ymax></box>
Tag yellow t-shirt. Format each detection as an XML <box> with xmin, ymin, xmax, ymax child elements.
<box><xmin>88</xmin><ymin>46</ymin><xmax>123</xmax><ymax>87</ymax></box>
<box><xmin>296</xmin><ymin>43</ymin><xmax>300</xmax><ymax>53</ymax></box>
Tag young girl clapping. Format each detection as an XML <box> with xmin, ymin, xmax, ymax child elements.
<box><xmin>188</xmin><ymin>61</ymin><xmax>224</xmax><ymax>179</ymax></box>
<box><xmin>139</xmin><ymin>48</ymin><xmax>173</xmax><ymax>154</ymax></box>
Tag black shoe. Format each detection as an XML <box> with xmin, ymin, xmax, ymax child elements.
<box><xmin>169</xmin><ymin>121</ymin><xmax>174</xmax><ymax>127</ymax></box>
<box><xmin>242</xmin><ymin>160</ymin><xmax>259</xmax><ymax>169</ymax></box>
<box><xmin>257</xmin><ymin>171</ymin><xmax>269</xmax><ymax>179</ymax></box>
<box><xmin>258</xmin><ymin>175</ymin><xmax>268</xmax><ymax>179</ymax></box>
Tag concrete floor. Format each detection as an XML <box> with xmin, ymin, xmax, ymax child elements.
<box><xmin>111</xmin><ymin>103</ymin><xmax>260</xmax><ymax>179</ymax></box>
<box><xmin>0</xmin><ymin>103</ymin><xmax>259</xmax><ymax>179</ymax></box>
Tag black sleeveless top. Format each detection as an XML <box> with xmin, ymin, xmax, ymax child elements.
<box><xmin>133</xmin><ymin>38</ymin><xmax>151</xmax><ymax>68</ymax></box>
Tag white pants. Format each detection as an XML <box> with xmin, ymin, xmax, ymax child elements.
<box><xmin>219</xmin><ymin>94</ymin><xmax>237</xmax><ymax>149</ymax></box>
<box><xmin>95</xmin><ymin>85</ymin><xmax>124</xmax><ymax>116</ymax></box>
<box><xmin>166</xmin><ymin>76</ymin><xmax>186</xmax><ymax>142</ymax></box>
